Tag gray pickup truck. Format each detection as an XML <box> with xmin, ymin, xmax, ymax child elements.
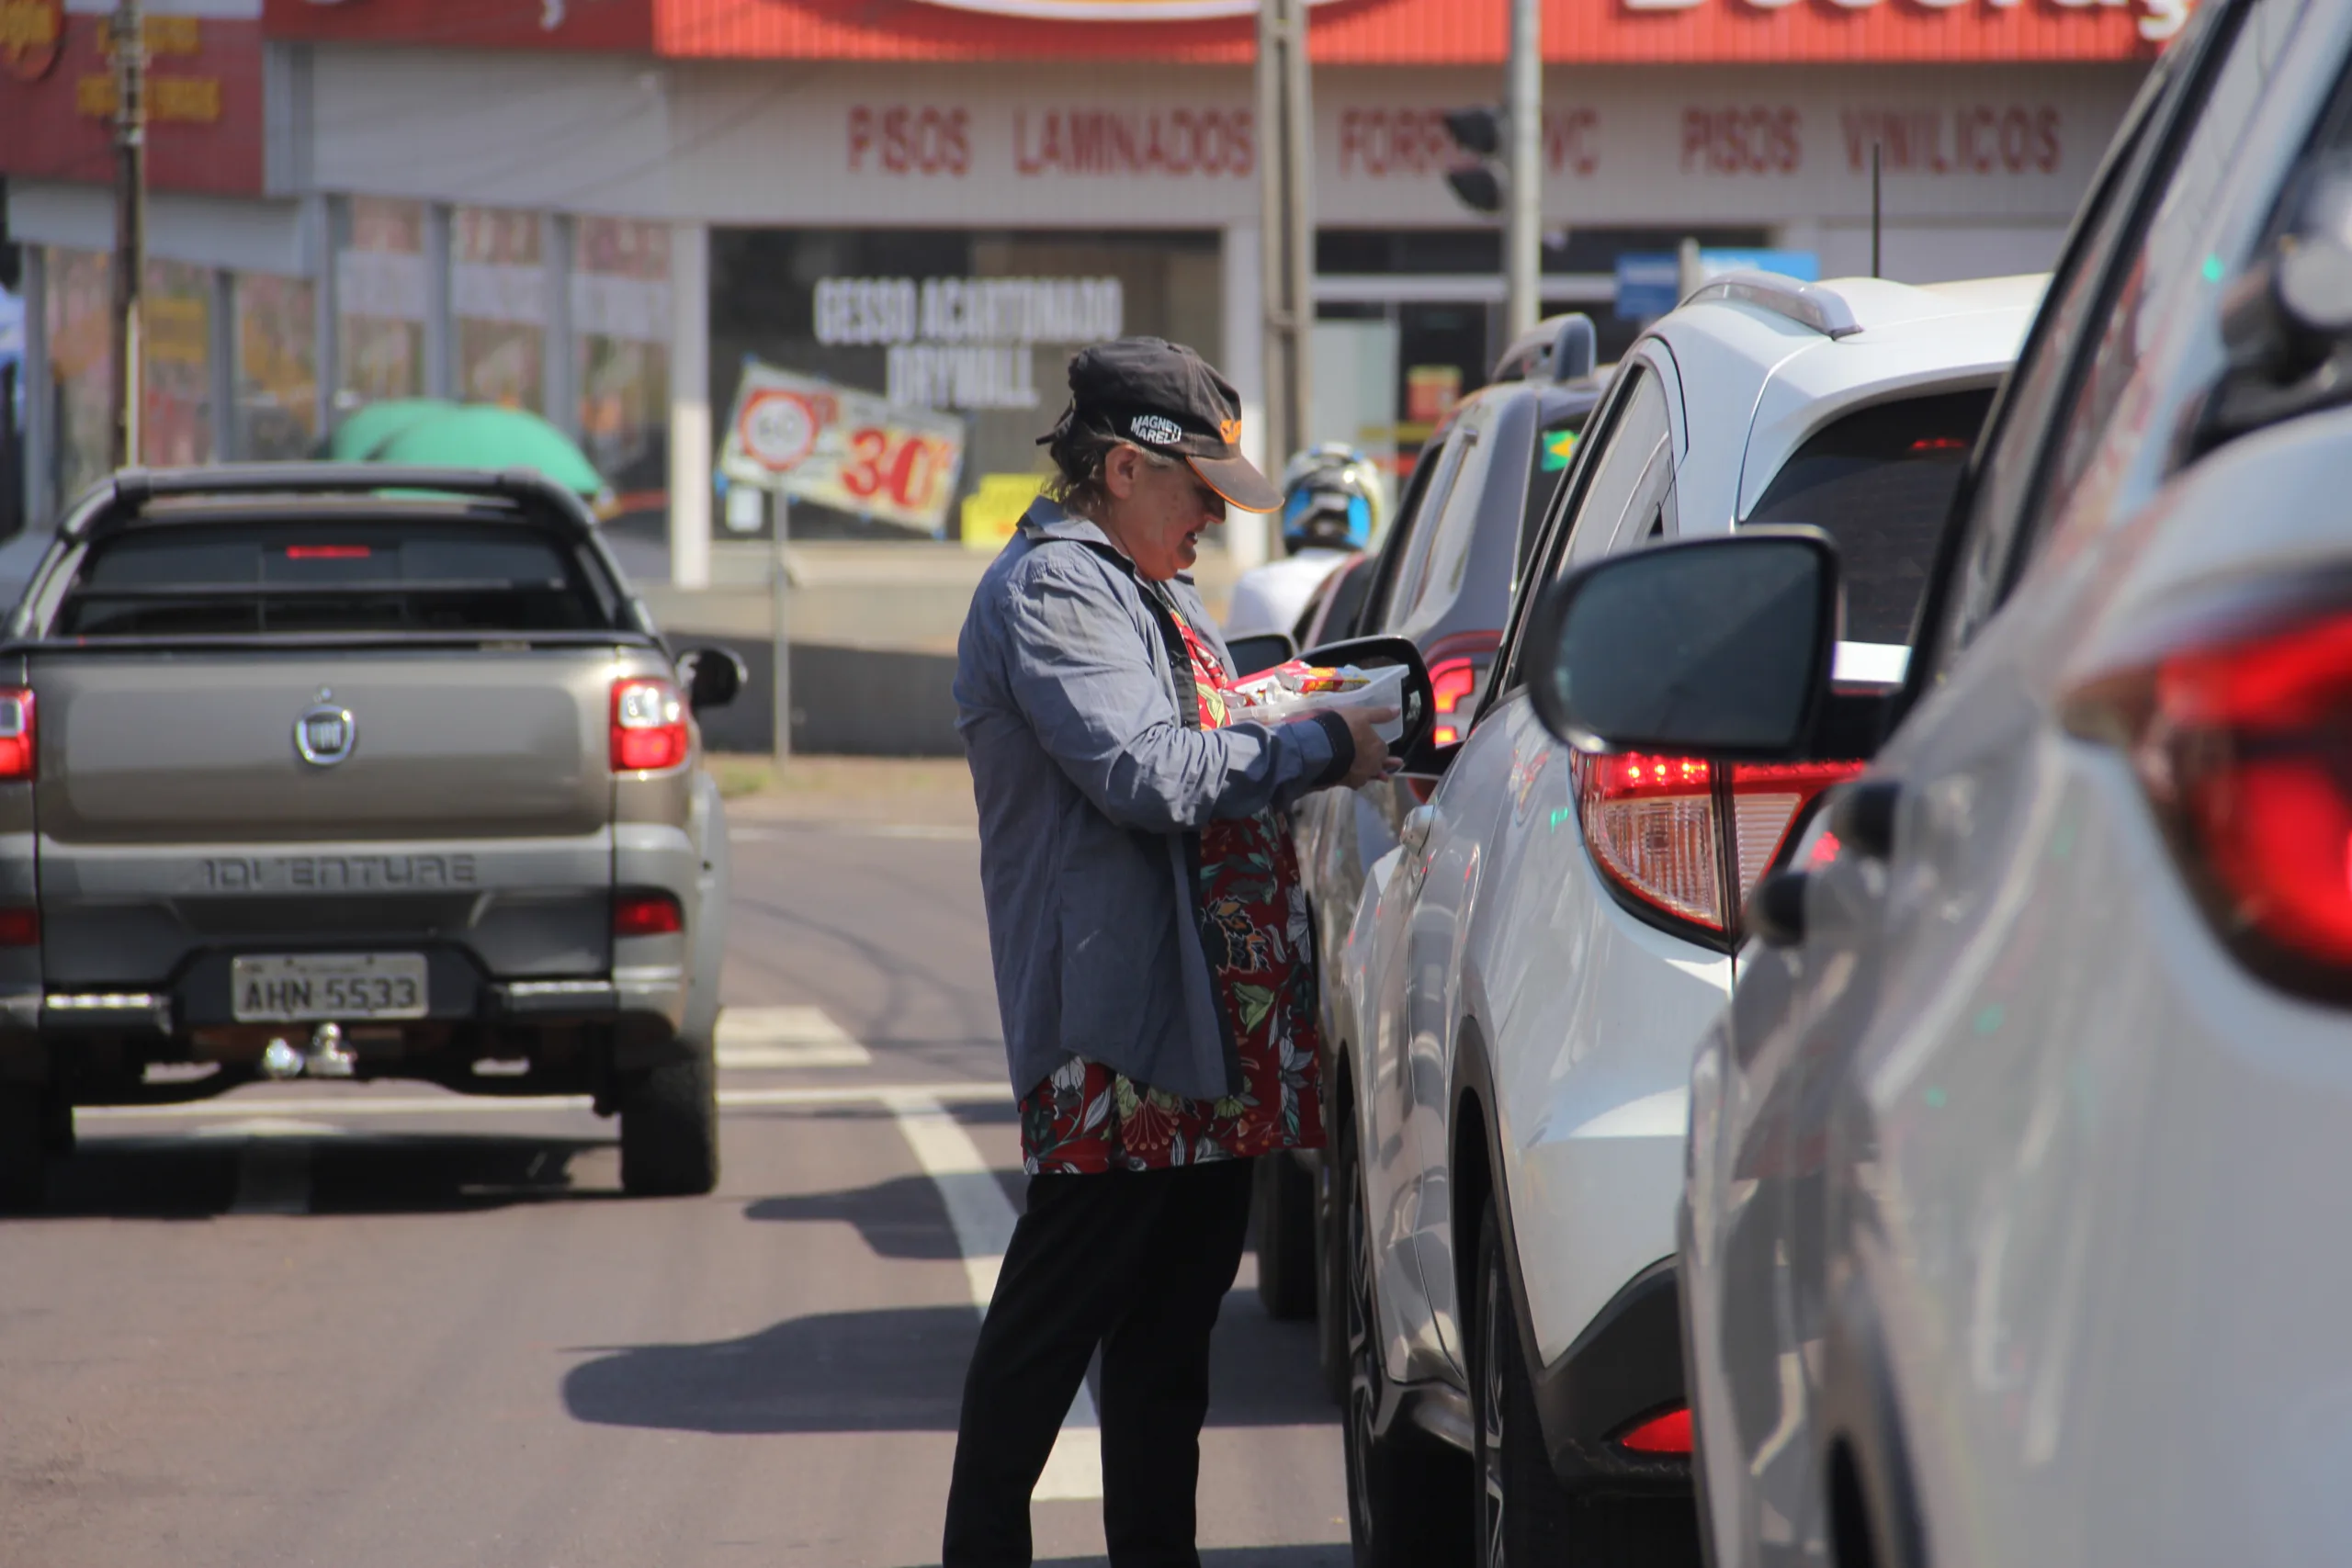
<box><xmin>0</xmin><ymin>465</ymin><xmax>742</xmax><ymax>1207</ymax></box>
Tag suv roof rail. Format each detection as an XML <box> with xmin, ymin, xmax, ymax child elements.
<box><xmin>1683</xmin><ymin>271</ymin><xmax>1863</xmax><ymax>340</ymax></box>
<box><xmin>1493</xmin><ymin>311</ymin><xmax>1600</xmax><ymax>384</ymax></box>
<box><xmin>76</xmin><ymin>464</ymin><xmax>594</xmax><ymax>538</ymax></box>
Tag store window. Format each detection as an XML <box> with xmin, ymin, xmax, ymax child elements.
<box><xmin>453</xmin><ymin>206</ymin><xmax>544</xmax><ymax>412</ymax></box>
<box><xmin>141</xmin><ymin>258</ymin><xmax>210</xmax><ymax>468</ymax></box>
<box><xmin>235</xmin><ymin>274</ymin><xmax>318</xmax><ymax>459</ymax></box>
<box><xmin>574</xmin><ymin>217</ymin><xmax>668</xmax><ymax>501</ymax></box>
<box><xmin>709</xmin><ymin>229</ymin><xmax>1220</xmax><ymax>541</ymax></box>
<box><xmin>43</xmin><ymin>249</ymin><xmax>112</xmax><ymax>506</ymax></box>
<box><xmin>337</xmin><ymin>196</ymin><xmax>424</xmax><ymax>411</ymax></box>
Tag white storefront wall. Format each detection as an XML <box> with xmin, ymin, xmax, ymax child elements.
<box><xmin>13</xmin><ymin>44</ymin><xmax>2142</xmax><ymax>556</ymax></box>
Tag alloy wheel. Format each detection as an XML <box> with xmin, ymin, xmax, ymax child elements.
<box><xmin>1477</xmin><ymin>1248</ymin><xmax>1510</xmax><ymax>1567</ymax></box>
<box><xmin>1342</xmin><ymin>1131</ymin><xmax>1383</xmax><ymax>1550</ymax></box>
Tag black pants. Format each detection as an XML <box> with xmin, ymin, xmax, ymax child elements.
<box><xmin>942</xmin><ymin>1157</ymin><xmax>1256</xmax><ymax>1568</ymax></box>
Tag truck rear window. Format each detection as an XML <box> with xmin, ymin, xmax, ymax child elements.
<box><xmin>53</xmin><ymin>524</ymin><xmax>617</xmax><ymax>638</ymax></box>
<box><xmin>1743</xmin><ymin>388</ymin><xmax>1995</xmax><ymax>646</ymax></box>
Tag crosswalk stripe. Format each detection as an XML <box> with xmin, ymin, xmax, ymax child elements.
<box><xmin>716</xmin><ymin>1006</ymin><xmax>873</xmax><ymax>1069</ymax></box>
<box><xmin>884</xmin><ymin>1089</ymin><xmax>1102</xmax><ymax>1503</ymax></box>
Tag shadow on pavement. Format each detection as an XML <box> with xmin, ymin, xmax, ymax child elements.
<box><xmin>306</xmin><ymin>1133</ymin><xmax>620</xmax><ymax>1213</ymax></box>
<box><xmin>744</xmin><ymin>1173</ymin><xmax>969</xmax><ymax>1260</ymax></box>
<box><xmin>564</xmin><ymin>1303</ymin><xmax>979</xmax><ymax>1433</ymax></box>
<box><xmin>28</xmin><ymin>1132</ymin><xmax>617</xmax><ymax>1218</ymax></box>
<box><xmin>562</xmin><ymin>1270</ymin><xmax>1334</xmax><ymax>1435</ymax></box>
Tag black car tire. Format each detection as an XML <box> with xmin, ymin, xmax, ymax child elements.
<box><xmin>618</xmin><ymin>1050</ymin><xmax>719</xmax><ymax>1197</ymax></box>
<box><xmin>1340</xmin><ymin>1110</ymin><xmax>1471</xmax><ymax>1568</ymax></box>
<box><xmin>42</xmin><ymin>1084</ymin><xmax>74</xmax><ymax>1160</ymax></box>
<box><xmin>0</xmin><ymin>1080</ymin><xmax>49</xmax><ymax>1212</ymax></box>
<box><xmin>1474</xmin><ymin>1199</ymin><xmax>1704</xmax><ymax>1567</ymax></box>
<box><xmin>1255</xmin><ymin>1149</ymin><xmax>1319</xmax><ymax>1320</ymax></box>
<box><xmin>1317</xmin><ymin>1144</ymin><xmax>1351</xmax><ymax>1404</ymax></box>
<box><xmin>1474</xmin><ymin>1198</ymin><xmax>1577</xmax><ymax>1564</ymax></box>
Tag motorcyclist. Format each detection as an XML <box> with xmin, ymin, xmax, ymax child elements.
<box><xmin>1221</xmin><ymin>444</ymin><xmax>1385</xmax><ymax>642</ymax></box>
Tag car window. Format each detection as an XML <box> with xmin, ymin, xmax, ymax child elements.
<box><xmin>1396</xmin><ymin>418</ymin><xmax>1500</xmax><ymax>632</ymax></box>
<box><xmin>1517</xmin><ymin>411</ymin><xmax>1591</xmax><ymax>581</ymax></box>
<box><xmin>1564</xmin><ymin>368</ymin><xmax>1672</xmax><ymax>570</ymax></box>
<box><xmin>1745</xmin><ymin>388</ymin><xmax>1995</xmax><ymax>646</ymax></box>
<box><xmin>1917</xmin><ymin>0</ymin><xmax>2280</xmax><ymax>681</ymax></box>
<box><xmin>1487</xmin><ymin>364</ymin><xmax>1668</xmax><ymax>700</ymax></box>
<box><xmin>1343</xmin><ymin>437</ymin><xmax>1443</xmax><ymax>639</ymax></box>
<box><xmin>54</xmin><ymin>523</ymin><xmax>614</xmax><ymax>637</ymax></box>
<box><xmin>1300</xmin><ymin>553</ymin><xmax>1374</xmax><ymax>649</ymax></box>
<box><xmin>1367</xmin><ymin>421</ymin><xmax>1476</xmax><ymax>632</ymax></box>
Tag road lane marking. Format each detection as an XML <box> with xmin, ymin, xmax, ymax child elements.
<box><xmin>884</xmin><ymin>1089</ymin><xmax>1102</xmax><ymax>1503</ymax></box>
<box><xmin>222</xmin><ymin>1132</ymin><xmax>339</xmax><ymax>1215</ymax></box>
<box><xmin>192</xmin><ymin>1117</ymin><xmax>351</xmax><ymax>1139</ymax></box>
<box><xmin>79</xmin><ymin>1081</ymin><xmax>1005</xmax><ymax>1122</ymax></box>
<box><xmin>716</xmin><ymin>1006</ymin><xmax>873</xmax><ymax>1069</ymax></box>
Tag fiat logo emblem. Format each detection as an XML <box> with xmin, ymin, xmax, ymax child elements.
<box><xmin>295</xmin><ymin>701</ymin><xmax>357</xmax><ymax>767</ymax></box>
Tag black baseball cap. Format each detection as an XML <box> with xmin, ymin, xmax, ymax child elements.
<box><xmin>1050</xmin><ymin>337</ymin><xmax>1282</xmax><ymax>513</ymax></box>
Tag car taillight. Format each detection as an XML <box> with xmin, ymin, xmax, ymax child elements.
<box><xmin>0</xmin><ymin>908</ymin><xmax>38</xmax><ymax>947</ymax></box>
<box><xmin>611</xmin><ymin>676</ymin><xmax>688</xmax><ymax>773</ymax></box>
<box><xmin>614</xmin><ymin>890</ymin><xmax>684</xmax><ymax>938</ymax></box>
<box><xmin>2066</xmin><ymin>601</ymin><xmax>2352</xmax><ymax>982</ymax></box>
<box><xmin>1577</xmin><ymin>752</ymin><xmax>1860</xmax><ymax>934</ymax></box>
<box><xmin>1614</xmin><ymin>1405</ymin><xmax>1692</xmax><ymax>1455</ymax></box>
<box><xmin>0</xmin><ymin>688</ymin><xmax>35</xmax><ymax>781</ymax></box>
<box><xmin>1421</xmin><ymin>629</ymin><xmax>1500</xmax><ymax>748</ymax></box>
<box><xmin>1430</xmin><ymin>658</ymin><xmax>1478</xmax><ymax>748</ymax></box>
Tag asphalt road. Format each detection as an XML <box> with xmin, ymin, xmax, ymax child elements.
<box><xmin>0</xmin><ymin>796</ymin><xmax>1351</xmax><ymax>1568</ymax></box>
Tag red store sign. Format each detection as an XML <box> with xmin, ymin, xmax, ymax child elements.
<box><xmin>844</xmin><ymin>97</ymin><xmax>2083</xmax><ymax>185</ymax></box>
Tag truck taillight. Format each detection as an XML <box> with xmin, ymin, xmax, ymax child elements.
<box><xmin>611</xmin><ymin>677</ymin><xmax>688</xmax><ymax>773</ymax></box>
<box><xmin>0</xmin><ymin>688</ymin><xmax>35</xmax><ymax>781</ymax></box>
<box><xmin>1577</xmin><ymin>752</ymin><xmax>1860</xmax><ymax>935</ymax></box>
<box><xmin>614</xmin><ymin>889</ymin><xmax>684</xmax><ymax>938</ymax></box>
<box><xmin>2067</xmin><ymin>600</ymin><xmax>2352</xmax><ymax>984</ymax></box>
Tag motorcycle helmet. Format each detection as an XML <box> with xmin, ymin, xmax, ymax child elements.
<box><xmin>1279</xmin><ymin>444</ymin><xmax>1385</xmax><ymax>556</ymax></box>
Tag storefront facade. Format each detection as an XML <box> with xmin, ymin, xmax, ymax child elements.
<box><xmin>6</xmin><ymin>0</ymin><xmax>2176</xmax><ymax>574</ymax></box>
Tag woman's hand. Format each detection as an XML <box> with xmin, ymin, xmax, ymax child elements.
<box><xmin>1335</xmin><ymin>706</ymin><xmax>1400</xmax><ymax>790</ymax></box>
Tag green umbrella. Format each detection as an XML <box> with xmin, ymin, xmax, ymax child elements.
<box><xmin>326</xmin><ymin>398</ymin><xmax>455</xmax><ymax>462</ymax></box>
<box><xmin>371</xmin><ymin>403</ymin><xmax>607</xmax><ymax>500</ymax></box>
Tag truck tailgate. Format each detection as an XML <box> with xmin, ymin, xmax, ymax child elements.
<box><xmin>33</xmin><ymin>649</ymin><xmax>611</xmax><ymax>841</ymax></box>
<box><xmin>30</xmin><ymin>648</ymin><xmax>623</xmax><ymax>993</ymax></box>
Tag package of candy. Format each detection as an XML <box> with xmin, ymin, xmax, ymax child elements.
<box><xmin>1225</xmin><ymin>660</ymin><xmax>1408</xmax><ymax>743</ymax></box>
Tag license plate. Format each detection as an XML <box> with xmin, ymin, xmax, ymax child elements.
<box><xmin>232</xmin><ymin>953</ymin><xmax>429</xmax><ymax>1021</ymax></box>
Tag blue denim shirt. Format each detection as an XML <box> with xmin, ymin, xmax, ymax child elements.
<box><xmin>955</xmin><ymin>498</ymin><xmax>1352</xmax><ymax>1103</ymax></box>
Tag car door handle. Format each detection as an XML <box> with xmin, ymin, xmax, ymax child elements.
<box><xmin>1747</xmin><ymin>868</ymin><xmax>1809</xmax><ymax>947</ymax></box>
<box><xmin>1830</xmin><ymin>777</ymin><xmax>1903</xmax><ymax>862</ymax></box>
<box><xmin>1399</xmin><ymin>803</ymin><xmax>1437</xmax><ymax>857</ymax></box>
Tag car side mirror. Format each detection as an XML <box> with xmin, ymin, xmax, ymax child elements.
<box><xmin>677</xmin><ymin>645</ymin><xmax>748</xmax><ymax>713</ymax></box>
<box><xmin>1297</xmin><ymin>634</ymin><xmax>1441</xmax><ymax>769</ymax></box>
<box><xmin>1225</xmin><ymin>631</ymin><xmax>1297</xmax><ymax>679</ymax></box>
<box><xmin>2204</xmin><ymin>155</ymin><xmax>2352</xmax><ymax>450</ymax></box>
<box><xmin>1523</xmin><ymin>530</ymin><xmax>1839</xmax><ymax>759</ymax></box>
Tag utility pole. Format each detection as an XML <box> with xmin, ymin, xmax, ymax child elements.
<box><xmin>1504</xmin><ymin>0</ymin><xmax>1542</xmax><ymax>340</ymax></box>
<box><xmin>107</xmin><ymin>0</ymin><xmax>145</xmax><ymax>469</ymax></box>
<box><xmin>771</xmin><ymin>491</ymin><xmax>792</xmax><ymax>770</ymax></box>
<box><xmin>1257</xmin><ymin>0</ymin><xmax>1312</xmax><ymax>542</ymax></box>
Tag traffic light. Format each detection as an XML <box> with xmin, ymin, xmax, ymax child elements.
<box><xmin>1442</xmin><ymin>107</ymin><xmax>1506</xmax><ymax>215</ymax></box>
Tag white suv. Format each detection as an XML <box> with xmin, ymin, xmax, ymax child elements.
<box><xmin>1329</xmin><ymin>271</ymin><xmax>2044</xmax><ymax>1566</ymax></box>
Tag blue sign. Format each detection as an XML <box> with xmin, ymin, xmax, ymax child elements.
<box><xmin>1701</xmin><ymin>248</ymin><xmax>1821</xmax><ymax>283</ymax></box>
<box><xmin>1612</xmin><ymin>248</ymin><xmax>1821</xmax><ymax>320</ymax></box>
<box><xmin>1613</xmin><ymin>254</ymin><xmax>1682</xmax><ymax>321</ymax></box>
